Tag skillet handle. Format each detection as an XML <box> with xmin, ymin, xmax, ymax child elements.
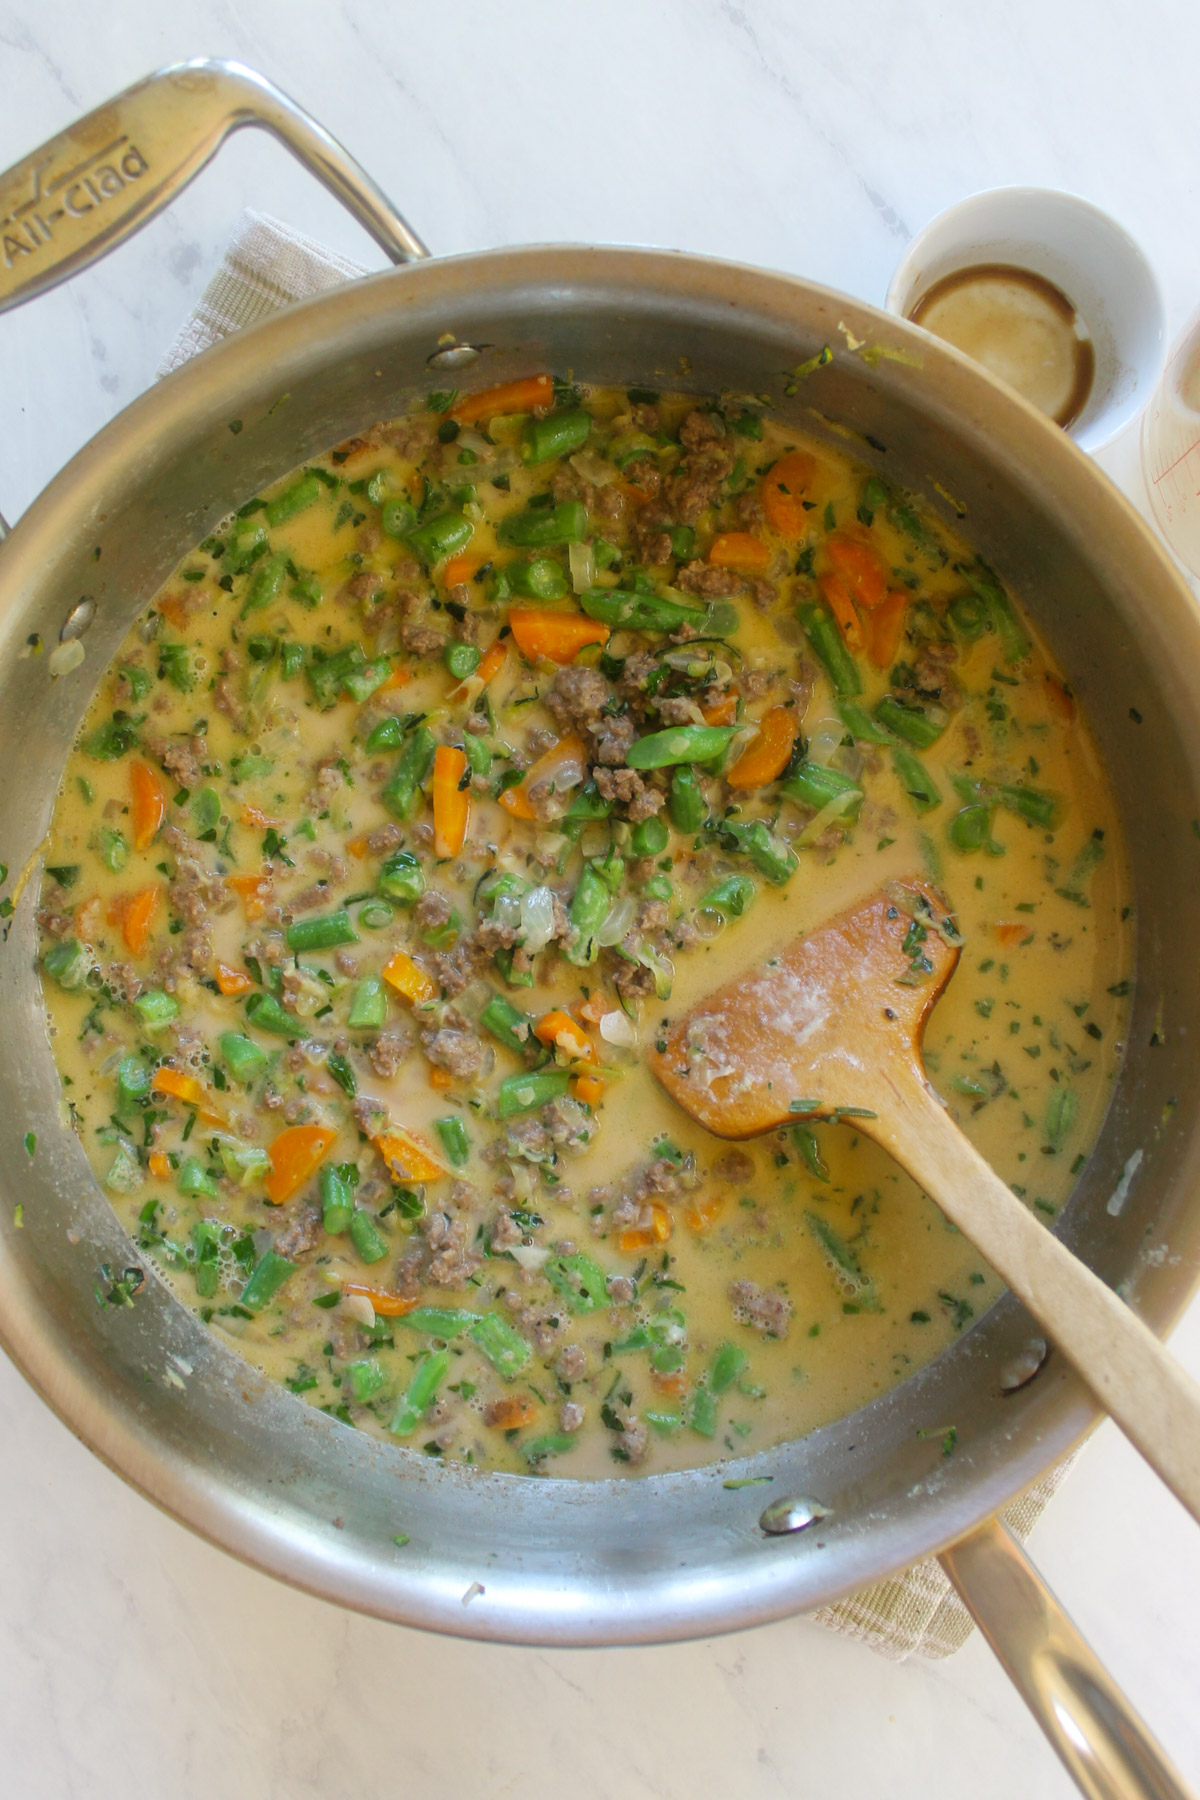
<box><xmin>0</xmin><ymin>56</ymin><xmax>427</xmax><ymax>321</ymax></box>
<box><xmin>940</xmin><ymin>1518</ymin><xmax>1195</xmax><ymax>1800</ymax></box>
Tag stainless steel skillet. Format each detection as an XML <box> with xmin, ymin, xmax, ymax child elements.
<box><xmin>1</xmin><ymin>59</ymin><xmax>1198</xmax><ymax>1800</ymax></box>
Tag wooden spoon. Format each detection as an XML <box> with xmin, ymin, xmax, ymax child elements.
<box><xmin>649</xmin><ymin>877</ymin><xmax>1200</xmax><ymax>1525</ymax></box>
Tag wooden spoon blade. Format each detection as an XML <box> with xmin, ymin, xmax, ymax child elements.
<box><xmin>649</xmin><ymin>879</ymin><xmax>960</xmax><ymax>1139</ymax></box>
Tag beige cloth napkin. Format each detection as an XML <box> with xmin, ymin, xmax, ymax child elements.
<box><xmin>160</xmin><ymin>209</ymin><xmax>1075</xmax><ymax>1659</ymax></box>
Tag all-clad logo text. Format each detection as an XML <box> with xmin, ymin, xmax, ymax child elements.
<box><xmin>1</xmin><ymin>135</ymin><xmax>149</xmax><ymax>269</ymax></box>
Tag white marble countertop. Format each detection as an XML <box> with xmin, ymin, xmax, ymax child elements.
<box><xmin>2</xmin><ymin>3</ymin><xmax>1199</xmax><ymax>1795</ymax></box>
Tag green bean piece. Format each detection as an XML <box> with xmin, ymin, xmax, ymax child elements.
<box><xmin>220</xmin><ymin>1031</ymin><xmax>268</xmax><ymax>1080</ymax></box>
<box><xmin>191</xmin><ymin>1221</ymin><xmax>221</xmax><ymax>1298</ymax></box>
<box><xmin>523</xmin><ymin>1432</ymin><xmax>580</xmax><ymax>1465</ymax></box>
<box><xmin>241</xmin><ymin>1249</ymin><xmax>295</xmax><ymax>1312</ymax></box>
<box><xmin>592</xmin><ymin>844</ymin><xmax>625</xmax><ymax>895</ymax></box>
<box><xmin>347</xmin><ymin>1358</ymin><xmax>388</xmax><ymax>1405</ymax></box>
<box><xmin>177</xmin><ymin>1156</ymin><xmax>218</xmax><ymax>1200</ymax></box>
<box><xmin>792</xmin><ymin>1124</ymin><xmax>829</xmax><ymax>1181</ymax></box>
<box><xmin>669</xmin><ymin>765</ymin><xmax>707</xmax><ymax>833</ymax></box>
<box><xmin>495</xmin><ymin>1069</ymin><xmax>572</xmax><ymax>1117</ymax></box>
<box><xmin>366</xmin><ymin>716</ymin><xmax>404</xmax><ymax>753</ymax></box>
<box><xmin>243</xmin><ymin>991</ymin><xmax>297</xmax><ymax>1036</ymax></box>
<box><xmin>561</xmin><ymin>784</ymin><xmax>612</xmax><ymax>842</ymax></box>
<box><xmin>874</xmin><ymin>694</ymin><xmax>947</xmax><ymax>748</ymax></box>
<box><xmin>341</xmin><ymin>657</ymin><xmax>392</xmax><ymax>703</ymax></box>
<box><xmin>419</xmin><ymin>905</ymin><xmax>461</xmax><ymax>950</ymax></box>
<box><xmin>444</xmin><ymin>641</ymin><xmax>481</xmax><ymax>681</ymax></box>
<box><xmin>406</xmin><ymin>511</ymin><xmax>473</xmax><ymax>566</ymax></box>
<box><xmin>509</xmin><ymin>555</ymin><xmax>569</xmax><ymax>600</ymax></box>
<box><xmin>494</xmin><ymin>946</ymin><xmax>535</xmax><ymax>989</ymax></box>
<box><xmin>240</xmin><ymin>552</ymin><xmax>289</xmax><ymax>619</ymax></box>
<box><xmin>265</xmin><ymin>472</ymin><xmax>322</xmax><ymax>528</ymax></box>
<box><xmin>42</xmin><ymin>939</ymin><xmax>89</xmax><ymax>991</ymax></box>
<box><xmin>470</xmin><ymin>1310</ymin><xmax>534</xmax><ymax>1377</ymax></box>
<box><xmin>461</xmin><ymin>732</ymin><xmax>491</xmax><ymax>778</ymax></box>
<box><xmin>837</xmin><ymin>700</ymin><xmax>894</xmax><ymax>745</ymax></box>
<box><xmin>402</xmin><ymin>1307</ymin><xmax>478</xmax><ymax>1338</ymax></box>
<box><xmin>646</xmin><ymin>1409</ymin><xmax>682</xmax><ymax>1435</ymax></box>
<box><xmin>380</xmin><ymin>497</ymin><xmax>417</xmax><ymax>540</ymax></box>
<box><xmin>797</xmin><ymin>599</ymin><xmax>862</xmax><ymax>697</ymax></box>
<box><xmin>390</xmin><ymin>1348</ymin><xmax>450</xmax><ymax>1436</ymax></box>
<box><xmin>133</xmin><ymin>989</ymin><xmax>180</xmax><ymax>1031</ymax></box>
<box><xmin>959</xmin><ymin>562</ymin><xmax>1031</xmax><ymax>662</ymax></box>
<box><xmin>626</xmin><ymin>724</ymin><xmax>737</xmax><ymax>770</ymax></box>
<box><xmin>579</xmin><ymin>586</ymin><xmax>706</xmax><ymax>635</ymax></box>
<box><xmin>498</xmin><ymin>500</ymin><xmax>588</xmax><ymax>548</ymax></box>
<box><xmin>565</xmin><ymin>863</ymin><xmax>609</xmax><ymax>965</ymax></box>
<box><xmin>723</xmin><ymin>819</ymin><xmax>797</xmax><ymax>885</ymax></box>
<box><xmin>521</xmin><ymin>408</ymin><xmax>593</xmax><ymax>465</ymax></box>
<box><xmin>631</xmin><ymin>814</ymin><xmax>670</xmax><ymax>856</ymax></box>
<box><xmin>709</xmin><ymin>1342</ymin><xmax>748</xmax><ymax>1394</ymax></box>
<box><xmin>947</xmin><ymin>590</ymin><xmax>990</xmax><ymax>642</ymax></box>
<box><xmin>780</xmin><ymin>760</ymin><xmax>864</xmax><ymax>819</ymax></box>
<box><xmin>481</xmin><ymin>993</ymin><xmax>534</xmax><ymax>1053</ymax></box>
<box><xmin>381</xmin><ymin>725</ymin><xmax>436</xmax><ymax>820</ymax></box>
<box><xmin>434</xmin><ymin>1115</ymin><xmax>471</xmax><ymax>1167</ymax></box>
<box><xmin>687</xmin><ymin>1384</ymin><xmax>718</xmax><ymax>1438</ymax></box>
<box><xmin>999</xmin><ymin>784</ymin><xmax>1061</xmax><ymax>830</ymax></box>
<box><xmin>667</xmin><ymin>524</ymin><xmax>695</xmax><ymax>560</ymax></box>
<box><xmin>378</xmin><ymin>849</ymin><xmax>425</xmax><ymax>905</ymax></box>
<box><xmin>892</xmin><ymin>747</ymin><xmax>943</xmax><ymax>814</ymax></box>
<box><xmin>347</xmin><ymin>974</ymin><xmax>387</xmax><ymax>1030</ymax></box>
<box><xmin>357</xmin><ymin>900</ymin><xmax>394</xmax><ymax>932</ymax></box>
<box><xmin>949</xmin><ymin>803</ymin><xmax>994</xmax><ymax>852</ymax></box>
<box><xmin>96</xmin><ymin>825</ymin><xmax>128</xmax><ymax>872</ymax></box>
<box><xmin>544</xmin><ymin>1252</ymin><xmax>609</xmax><ymax>1314</ymax></box>
<box><xmin>285</xmin><ymin>909</ymin><xmax>357</xmax><ymax>953</ymax></box>
<box><xmin>702</xmin><ymin>874</ymin><xmax>757</xmax><ymax>918</ymax></box>
<box><xmin>320</xmin><ymin>1164</ymin><xmax>354</xmax><ymax>1235</ymax></box>
<box><xmin>224</xmin><ymin>524</ymin><xmax>266</xmax><ymax>574</ymax></box>
<box><xmin>349</xmin><ymin>1208</ymin><xmax>389</xmax><ymax>1265</ymax></box>
<box><xmin>219</xmin><ymin>1141</ymin><xmax>271</xmax><ymax>1188</ymax></box>
<box><xmin>116</xmin><ymin>1054</ymin><xmax>152</xmax><ymax>1107</ymax></box>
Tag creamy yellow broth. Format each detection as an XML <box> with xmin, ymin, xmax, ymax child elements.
<box><xmin>35</xmin><ymin>381</ymin><xmax>1130</xmax><ymax>1477</ymax></box>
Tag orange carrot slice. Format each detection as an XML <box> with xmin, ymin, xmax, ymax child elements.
<box><xmin>685</xmin><ymin>1194</ymin><xmax>725</xmax><ymax>1234</ymax></box>
<box><xmin>148</xmin><ymin>1151</ymin><xmax>171</xmax><ymax>1181</ymax></box>
<box><xmin>373</xmin><ymin>1126</ymin><xmax>445</xmax><ymax>1185</ymax></box>
<box><xmin>826</xmin><ymin>531</ymin><xmax>888</xmax><ymax>609</ymax></box>
<box><xmin>508</xmin><ymin>608</ymin><xmax>610</xmax><ymax>666</ymax></box>
<box><xmin>619</xmin><ymin>1203</ymin><xmax>673</xmax><ymax>1253</ymax></box>
<box><xmin>215</xmin><ymin>962</ymin><xmax>253</xmax><ymax>997</ymax></box>
<box><xmin>761</xmin><ymin>450</ymin><xmax>818</xmax><ymax>537</ymax></box>
<box><xmin>499</xmin><ymin>734</ymin><xmax>586</xmax><ymax>822</ymax></box>
<box><xmin>432</xmin><ymin>745</ymin><xmax>470</xmax><ymax>858</ymax></box>
<box><xmin>994</xmin><ymin>922</ymin><xmax>1033</xmax><ymax>946</ymax></box>
<box><xmin>441</xmin><ymin>551</ymin><xmax>486</xmax><ymax>589</ymax></box>
<box><xmin>429</xmin><ymin>1066</ymin><xmax>454</xmax><ymax>1090</ymax></box>
<box><xmin>119</xmin><ymin>885</ymin><xmax>162</xmax><ymax>957</ymax></box>
<box><xmin>450</xmin><ymin>374</ymin><xmax>553</xmax><ymax>423</ymax></box>
<box><xmin>228</xmin><ymin>871</ymin><xmax>271</xmax><ymax>921</ymax></box>
<box><xmin>708</xmin><ymin>531</ymin><xmax>771</xmax><ymax>576</ymax></box>
<box><xmin>700</xmin><ymin>693</ymin><xmax>738</xmax><ymax>727</ymax></box>
<box><xmin>240</xmin><ymin>803</ymin><xmax>283</xmax><ymax>830</ymax></box>
<box><xmin>342</xmin><ymin>1283</ymin><xmax>419</xmax><ymax>1318</ymax></box>
<box><xmin>382</xmin><ymin>950</ymin><xmax>438</xmax><ymax>1005</ymax></box>
<box><xmin>265</xmin><ymin>1123</ymin><xmax>337</xmax><ymax>1205</ymax></box>
<box><xmin>152</xmin><ymin>1066</ymin><xmax>226</xmax><ymax>1125</ymax></box>
<box><xmin>483</xmin><ymin>1395</ymin><xmax>538</xmax><ymax>1430</ymax></box>
<box><xmin>572</xmin><ymin>1072</ymin><xmax>605</xmax><ymax>1108</ymax></box>
<box><xmin>726</xmin><ymin>706</ymin><xmax>799</xmax><ymax>789</ymax></box>
<box><xmin>157</xmin><ymin>594</ymin><xmax>189</xmax><ymax>630</ymax></box>
<box><xmin>818</xmin><ymin>571</ymin><xmax>865</xmax><ymax>652</ymax></box>
<box><xmin>130</xmin><ymin>760</ymin><xmax>166</xmax><ymax>851</ymax></box>
<box><xmin>865</xmin><ymin>589</ymin><xmax>909</xmax><ymax>668</ymax></box>
<box><xmin>534</xmin><ymin>1009</ymin><xmax>598</xmax><ymax>1065</ymax></box>
<box><xmin>377</xmin><ymin>665</ymin><xmax>413</xmax><ymax>694</ymax></box>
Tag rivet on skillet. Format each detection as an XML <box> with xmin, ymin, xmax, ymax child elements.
<box><xmin>60</xmin><ymin>596</ymin><xmax>96</xmax><ymax>641</ymax></box>
<box><xmin>759</xmin><ymin>1495</ymin><xmax>832</xmax><ymax>1535</ymax></box>
<box><xmin>427</xmin><ymin>343</ymin><xmax>489</xmax><ymax>369</ymax></box>
<box><xmin>999</xmin><ymin>1336</ymin><xmax>1049</xmax><ymax>1393</ymax></box>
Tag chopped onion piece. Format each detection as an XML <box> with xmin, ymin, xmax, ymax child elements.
<box><xmin>456</xmin><ymin>427</ymin><xmax>493</xmax><ymax>458</ymax></box>
<box><xmin>599</xmin><ymin>1009</ymin><xmax>638</xmax><ymax>1048</ymax></box>
<box><xmin>597</xmin><ymin>894</ymin><xmax>637</xmax><ymax>947</ymax></box>
<box><xmin>493</xmin><ymin>891</ymin><xmax>523</xmax><ymax>932</ymax></box>
<box><xmin>569</xmin><ymin>449</ymin><xmax>619</xmax><ymax>487</ymax></box>
<box><xmin>520</xmin><ymin>884</ymin><xmax>557</xmax><ymax>953</ymax></box>
<box><xmin>568</xmin><ymin>540</ymin><xmax>596</xmax><ymax>594</ymax></box>
<box><xmin>807</xmin><ymin>716</ymin><xmax>846</xmax><ymax>767</ymax></box>
<box><xmin>510</xmin><ymin>1242</ymin><xmax>551</xmax><ymax>1272</ymax></box>
<box><xmin>342</xmin><ymin>1292</ymin><xmax>376</xmax><ymax>1328</ymax></box>
<box><xmin>798</xmin><ymin>788</ymin><xmax>859</xmax><ymax>845</ymax></box>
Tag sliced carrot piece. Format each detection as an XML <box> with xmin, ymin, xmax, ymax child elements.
<box><xmin>429</xmin><ymin>1066</ymin><xmax>454</xmax><ymax>1090</ymax></box>
<box><xmin>685</xmin><ymin>1194</ymin><xmax>725</xmax><ymax>1234</ymax></box>
<box><xmin>432</xmin><ymin>744</ymin><xmax>470</xmax><ymax>859</ymax></box>
<box><xmin>228</xmin><ymin>870</ymin><xmax>271</xmax><ymax>921</ymax></box>
<box><xmin>726</xmin><ymin>706</ymin><xmax>799</xmax><ymax>789</ymax></box>
<box><xmin>483</xmin><ymin>1395</ymin><xmax>538</xmax><ymax>1430</ymax></box>
<box><xmin>148</xmin><ymin>1151</ymin><xmax>171</xmax><ymax>1181</ymax></box>
<box><xmin>499</xmin><ymin>734</ymin><xmax>587</xmax><ymax>822</ymax></box>
<box><xmin>826</xmin><ymin>531</ymin><xmax>889</xmax><ymax>609</ymax></box>
<box><xmin>342</xmin><ymin>1283</ymin><xmax>418</xmax><ymax>1318</ymax></box>
<box><xmin>152</xmin><ymin>1066</ymin><xmax>226</xmax><ymax>1125</ymax></box>
<box><xmin>708</xmin><ymin>531</ymin><xmax>771</xmax><ymax>576</ymax></box>
<box><xmin>450</xmin><ymin>374</ymin><xmax>554</xmax><ymax>424</ymax></box>
<box><xmin>118</xmin><ymin>885</ymin><xmax>162</xmax><ymax>957</ymax></box>
<box><xmin>373</xmin><ymin>1126</ymin><xmax>446</xmax><ymax>1185</ymax></box>
<box><xmin>818</xmin><ymin>571</ymin><xmax>865</xmax><ymax>653</ymax></box>
<box><xmin>130</xmin><ymin>760</ymin><xmax>166</xmax><ymax>852</ymax></box>
<box><xmin>994</xmin><ymin>922</ymin><xmax>1033</xmax><ymax>946</ymax></box>
<box><xmin>866</xmin><ymin>589</ymin><xmax>909</xmax><ymax>669</ymax></box>
<box><xmin>215</xmin><ymin>961</ymin><xmax>253</xmax><ymax>997</ymax></box>
<box><xmin>535</xmin><ymin>1009</ymin><xmax>598</xmax><ymax>1065</ymax></box>
<box><xmin>74</xmin><ymin>895</ymin><xmax>103</xmax><ymax>943</ymax></box>
<box><xmin>377</xmin><ymin>665</ymin><xmax>413</xmax><ymax>693</ymax></box>
<box><xmin>508</xmin><ymin>608</ymin><xmax>610</xmax><ymax>666</ymax></box>
<box><xmin>572</xmin><ymin>1072</ymin><xmax>605</xmax><ymax>1108</ymax></box>
<box><xmin>761</xmin><ymin>450</ymin><xmax>818</xmax><ymax>538</ymax></box>
<box><xmin>619</xmin><ymin>1203</ymin><xmax>673</xmax><ymax>1253</ymax></box>
<box><xmin>157</xmin><ymin>593</ymin><xmax>190</xmax><ymax>630</ymax></box>
<box><xmin>240</xmin><ymin>803</ymin><xmax>283</xmax><ymax>830</ymax></box>
<box><xmin>700</xmin><ymin>693</ymin><xmax>738</xmax><ymax>727</ymax></box>
<box><xmin>345</xmin><ymin>833</ymin><xmax>370</xmax><ymax>859</ymax></box>
<box><xmin>264</xmin><ymin>1123</ymin><xmax>337</xmax><ymax>1205</ymax></box>
<box><xmin>651</xmin><ymin>1368</ymin><xmax>688</xmax><ymax>1396</ymax></box>
<box><xmin>448</xmin><ymin>637</ymin><xmax>508</xmax><ymax>705</ymax></box>
<box><xmin>382</xmin><ymin>949</ymin><xmax>438</xmax><ymax>1005</ymax></box>
<box><xmin>441</xmin><ymin>551</ymin><xmax>486</xmax><ymax>589</ymax></box>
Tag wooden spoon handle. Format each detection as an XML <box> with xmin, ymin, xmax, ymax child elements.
<box><xmin>880</xmin><ymin>1081</ymin><xmax>1200</xmax><ymax>1526</ymax></box>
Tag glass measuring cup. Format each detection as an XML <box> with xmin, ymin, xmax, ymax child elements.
<box><xmin>1141</xmin><ymin>307</ymin><xmax>1200</xmax><ymax>577</ymax></box>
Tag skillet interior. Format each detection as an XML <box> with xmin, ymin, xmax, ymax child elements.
<box><xmin>0</xmin><ymin>245</ymin><xmax>1197</xmax><ymax>1645</ymax></box>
